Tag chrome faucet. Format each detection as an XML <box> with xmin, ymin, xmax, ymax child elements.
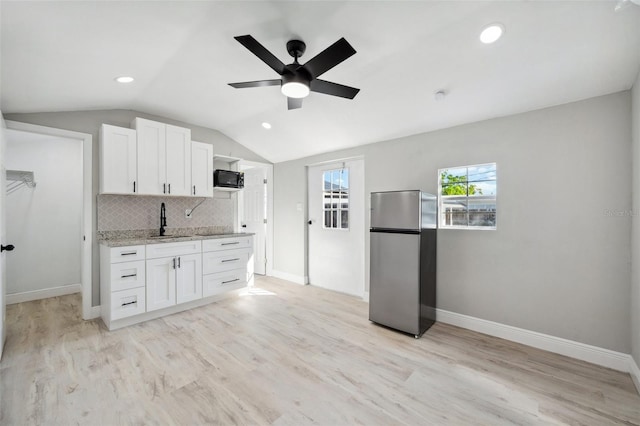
<box><xmin>160</xmin><ymin>202</ymin><xmax>167</xmax><ymax>236</ymax></box>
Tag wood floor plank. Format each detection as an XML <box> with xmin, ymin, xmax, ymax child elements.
<box><xmin>1</xmin><ymin>275</ymin><xmax>638</xmax><ymax>425</ymax></box>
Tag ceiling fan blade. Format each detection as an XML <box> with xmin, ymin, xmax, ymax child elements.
<box><xmin>303</xmin><ymin>38</ymin><xmax>356</xmax><ymax>79</ymax></box>
<box><xmin>310</xmin><ymin>79</ymin><xmax>360</xmax><ymax>99</ymax></box>
<box><xmin>288</xmin><ymin>97</ymin><xmax>303</xmax><ymax>110</ymax></box>
<box><xmin>228</xmin><ymin>79</ymin><xmax>281</xmax><ymax>89</ymax></box>
<box><xmin>234</xmin><ymin>35</ymin><xmax>286</xmax><ymax>75</ymax></box>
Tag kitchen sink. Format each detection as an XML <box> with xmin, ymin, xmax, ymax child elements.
<box><xmin>147</xmin><ymin>235</ymin><xmax>177</xmax><ymax>239</ymax></box>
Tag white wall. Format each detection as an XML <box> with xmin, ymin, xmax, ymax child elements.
<box><xmin>6</xmin><ymin>131</ymin><xmax>82</xmax><ymax>294</ymax></box>
<box><xmin>632</xmin><ymin>71</ymin><xmax>640</xmax><ymax>367</ymax></box>
<box><xmin>274</xmin><ymin>92</ymin><xmax>632</xmax><ymax>353</ymax></box>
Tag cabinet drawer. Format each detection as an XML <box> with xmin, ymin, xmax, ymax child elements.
<box><xmin>110</xmin><ymin>245</ymin><xmax>146</xmax><ymax>263</ymax></box>
<box><xmin>203</xmin><ymin>248</ymin><xmax>251</xmax><ymax>274</ymax></box>
<box><xmin>146</xmin><ymin>240</ymin><xmax>202</xmax><ymax>259</ymax></box>
<box><xmin>202</xmin><ymin>236</ymin><xmax>253</xmax><ymax>252</ymax></box>
<box><xmin>111</xmin><ymin>287</ymin><xmax>146</xmax><ymax>320</ymax></box>
<box><xmin>110</xmin><ymin>260</ymin><xmax>145</xmax><ymax>292</ymax></box>
<box><xmin>203</xmin><ymin>268</ymin><xmax>248</xmax><ymax>297</ymax></box>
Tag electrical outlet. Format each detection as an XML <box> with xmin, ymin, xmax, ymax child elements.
<box><xmin>185</xmin><ymin>209</ymin><xmax>192</xmax><ymax>219</ymax></box>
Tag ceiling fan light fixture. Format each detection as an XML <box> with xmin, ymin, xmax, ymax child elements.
<box><xmin>281</xmin><ymin>81</ymin><xmax>310</xmax><ymax>99</ymax></box>
<box><xmin>480</xmin><ymin>23</ymin><xmax>505</xmax><ymax>44</ymax></box>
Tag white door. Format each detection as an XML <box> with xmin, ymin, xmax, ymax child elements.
<box><xmin>240</xmin><ymin>167</ymin><xmax>267</xmax><ymax>275</ymax></box>
<box><xmin>191</xmin><ymin>141</ymin><xmax>213</xmax><ymax>197</ymax></box>
<box><xmin>307</xmin><ymin>159</ymin><xmax>365</xmax><ymax>297</ymax></box>
<box><xmin>0</xmin><ymin>118</ymin><xmax>7</xmax><ymax>358</ymax></box>
<box><xmin>176</xmin><ymin>253</ymin><xmax>202</xmax><ymax>304</ymax></box>
<box><xmin>134</xmin><ymin>118</ymin><xmax>166</xmax><ymax>195</ymax></box>
<box><xmin>146</xmin><ymin>257</ymin><xmax>176</xmax><ymax>312</ymax></box>
<box><xmin>165</xmin><ymin>125</ymin><xmax>191</xmax><ymax>196</ymax></box>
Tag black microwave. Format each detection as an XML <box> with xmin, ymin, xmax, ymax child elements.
<box><xmin>214</xmin><ymin>169</ymin><xmax>244</xmax><ymax>189</ymax></box>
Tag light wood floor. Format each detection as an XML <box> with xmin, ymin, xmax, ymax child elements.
<box><xmin>1</xmin><ymin>276</ymin><xmax>639</xmax><ymax>425</ymax></box>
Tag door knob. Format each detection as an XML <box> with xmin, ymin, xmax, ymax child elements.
<box><xmin>308</xmin><ymin>220</ymin><xmax>313</xmax><ymax>225</ymax></box>
<box><xmin>1</xmin><ymin>244</ymin><xmax>15</xmax><ymax>252</ymax></box>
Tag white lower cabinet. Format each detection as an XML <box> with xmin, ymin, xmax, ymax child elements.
<box><xmin>111</xmin><ymin>287</ymin><xmax>146</xmax><ymax>320</ymax></box>
<box><xmin>100</xmin><ymin>244</ymin><xmax>147</xmax><ymax>328</ymax></box>
<box><xmin>203</xmin><ymin>269</ymin><xmax>248</xmax><ymax>297</ymax></box>
<box><xmin>176</xmin><ymin>253</ymin><xmax>203</xmax><ymax>304</ymax></box>
<box><xmin>146</xmin><ymin>256</ymin><xmax>178</xmax><ymax>312</ymax></box>
<box><xmin>146</xmin><ymin>241</ymin><xmax>202</xmax><ymax>312</ymax></box>
<box><xmin>203</xmin><ymin>236</ymin><xmax>253</xmax><ymax>297</ymax></box>
<box><xmin>100</xmin><ymin>236</ymin><xmax>250</xmax><ymax>330</ymax></box>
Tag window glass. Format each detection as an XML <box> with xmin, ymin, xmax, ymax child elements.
<box><xmin>322</xmin><ymin>168</ymin><xmax>349</xmax><ymax>230</ymax></box>
<box><xmin>439</xmin><ymin>163</ymin><xmax>497</xmax><ymax>229</ymax></box>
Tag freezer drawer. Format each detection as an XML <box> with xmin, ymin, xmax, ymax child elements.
<box><xmin>371</xmin><ymin>190</ymin><xmax>422</xmax><ymax>230</ymax></box>
<box><xmin>369</xmin><ymin>231</ymin><xmax>421</xmax><ymax>335</ymax></box>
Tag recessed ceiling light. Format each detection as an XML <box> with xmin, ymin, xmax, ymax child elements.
<box><xmin>115</xmin><ymin>76</ymin><xmax>134</xmax><ymax>83</ymax></box>
<box><xmin>480</xmin><ymin>24</ymin><xmax>505</xmax><ymax>44</ymax></box>
<box><xmin>262</xmin><ymin>122</ymin><xmax>272</xmax><ymax>129</ymax></box>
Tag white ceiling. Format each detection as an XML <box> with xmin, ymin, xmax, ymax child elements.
<box><xmin>2</xmin><ymin>1</ymin><xmax>640</xmax><ymax>163</ymax></box>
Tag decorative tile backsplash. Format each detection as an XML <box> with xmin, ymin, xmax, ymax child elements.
<box><xmin>97</xmin><ymin>194</ymin><xmax>234</xmax><ymax>232</ymax></box>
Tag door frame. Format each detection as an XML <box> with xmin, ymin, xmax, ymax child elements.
<box><xmin>238</xmin><ymin>159</ymin><xmax>273</xmax><ymax>277</ymax></box>
<box><xmin>306</xmin><ymin>156</ymin><xmax>366</xmax><ymax>297</ymax></box>
<box><xmin>5</xmin><ymin>120</ymin><xmax>93</xmax><ymax>320</ymax></box>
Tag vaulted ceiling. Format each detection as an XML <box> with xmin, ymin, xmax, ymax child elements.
<box><xmin>2</xmin><ymin>1</ymin><xmax>640</xmax><ymax>162</ymax></box>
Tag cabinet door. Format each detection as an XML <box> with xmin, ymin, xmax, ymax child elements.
<box><xmin>146</xmin><ymin>257</ymin><xmax>176</xmax><ymax>312</ymax></box>
<box><xmin>191</xmin><ymin>141</ymin><xmax>213</xmax><ymax>197</ymax></box>
<box><xmin>166</xmin><ymin>125</ymin><xmax>192</xmax><ymax>196</ymax></box>
<box><xmin>100</xmin><ymin>124</ymin><xmax>137</xmax><ymax>194</ymax></box>
<box><xmin>176</xmin><ymin>253</ymin><xmax>202</xmax><ymax>304</ymax></box>
<box><xmin>134</xmin><ymin>118</ymin><xmax>166</xmax><ymax>195</ymax></box>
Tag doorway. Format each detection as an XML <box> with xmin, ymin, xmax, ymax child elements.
<box><xmin>307</xmin><ymin>158</ymin><xmax>365</xmax><ymax>297</ymax></box>
<box><xmin>4</xmin><ymin>121</ymin><xmax>92</xmax><ymax>320</ymax></box>
<box><xmin>238</xmin><ymin>160</ymin><xmax>273</xmax><ymax>277</ymax></box>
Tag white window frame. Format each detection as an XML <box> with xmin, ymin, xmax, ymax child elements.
<box><xmin>322</xmin><ymin>167</ymin><xmax>350</xmax><ymax>231</ymax></box>
<box><xmin>438</xmin><ymin>162</ymin><xmax>497</xmax><ymax>230</ymax></box>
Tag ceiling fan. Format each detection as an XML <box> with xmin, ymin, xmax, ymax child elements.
<box><xmin>228</xmin><ymin>35</ymin><xmax>360</xmax><ymax>110</ymax></box>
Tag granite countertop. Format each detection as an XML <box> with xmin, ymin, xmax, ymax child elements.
<box><xmin>98</xmin><ymin>227</ymin><xmax>254</xmax><ymax>247</ymax></box>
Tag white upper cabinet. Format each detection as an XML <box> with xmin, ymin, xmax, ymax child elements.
<box><xmin>132</xmin><ymin>118</ymin><xmax>191</xmax><ymax>196</ymax></box>
<box><xmin>166</xmin><ymin>125</ymin><xmax>192</xmax><ymax>196</ymax></box>
<box><xmin>134</xmin><ymin>118</ymin><xmax>166</xmax><ymax>195</ymax></box>
<box><xmin>100</xmin><ymin>124</ymin><xmax>138</xmax><ymax>194</ymax></box>
<box><xmin>191</xmin><ymin>141</ymin><xmax>214</xmax><ymax>197</ymax></box>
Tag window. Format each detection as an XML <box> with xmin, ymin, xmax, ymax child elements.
<box><xmin>322</xmin><ymin>168</ymin><xmax>349</xmax><ymax>229</ymax></box>
<box><xmin>438</xmin><ymin>163</ymin><xmax>496</xmax><ymax>229</ymax></box>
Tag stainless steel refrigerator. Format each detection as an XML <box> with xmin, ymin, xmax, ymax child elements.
<box><xmin>369</xmin><ymin>190</ymin><xmax>437</xmax><ymax>338</ymax></box>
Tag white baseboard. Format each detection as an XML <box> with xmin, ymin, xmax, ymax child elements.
<box><xmin>629</xmin><ymin>356</ymin><xmax>640</xmax><ymax>393</ymax></box>
<box><xmin>362</xmin><ymin>291</ymin><xmax>370</xmax><ymax>302</ymax></box>
<box><xmin>436</xmin><ymin>308</ymin><xmax>631</xmax><ymax>373</ymax></box>
<box><xmin>270</xmin><ymin>270</ymin><xmax>308</xmax><ymax>285</ymax></box>
<box><xmin>7</xmin><ymin>283</ymin><xmax>81</xmax><ymax>305</ymax></box>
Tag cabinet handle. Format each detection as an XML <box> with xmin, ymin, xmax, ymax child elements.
<box><xmin>172</xmin><ymin>258</ymin><xmax>176</xmax><ymax>269</ymax></box>
<box><xmin>193</xmin><ymin>185</ymin><xmax>196</xmax><ymax>195</ymax></box>
<box><xmin>121</xmin><ymin>300</ymin><xmax>137</xmax><ymax>307</ymax></box>
<box><xmin>121</xmin><ymin>274</ymin><xmax>137</xmax><ymax>278</ymax></box>
<box><xmin>221</xmin><ymin>258</ymin><xmax>240</xmax><ymax>263</ymax></box>
<box><xmin>133</xmin><ymin>181</ymin><xmax>136</xmax><ymax>193</ymax></box>
<box><xmin>221</xmin><ymin>242</ymin><xmax>239</xmax><ymax>246</ymax></box>
<box><xmin>121</xmin><ymin>252</ymin><xmax>137</xmax><ymax>256</ymax></box>
<box><xmin>168</xmin><ymin>183</ymin><xmax>171</xmax><ymax>194</ymax></box>
<box><xmin>163</xmin><ymin>183</ymin><xmax>166</xmax><ymax>194</ymax></box>
<box><xmin>178</xmin><ymin>257</ymin><xmax>181</xmax><ymax>268</ymax></box>
<box><xmin>221</xmin><ymin>278</ymin><xmax>240</xmax><ymax>285</ymax></box>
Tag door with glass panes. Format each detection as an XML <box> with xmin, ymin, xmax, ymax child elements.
<box><xmin>307</xmin><ymin>159</ymin><xmax>364</xmax><ymax>297</ymax></box>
